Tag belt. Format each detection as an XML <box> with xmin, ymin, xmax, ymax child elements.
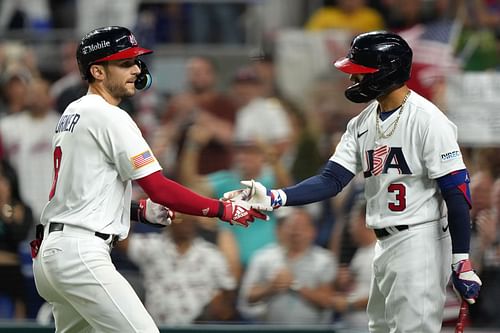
<box><xmin>373</xmin><ymin>225</ymin><xmax>409</xmax><ymax>239</ymax></box>
<box><xmin>48</xmin><ymin>223</ymin><xmax>118</xmax><ymax>247</ymax></box>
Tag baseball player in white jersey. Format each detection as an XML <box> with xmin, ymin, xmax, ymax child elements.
<box><xmin>225</xmin><ymin>31</ymin><xmax>482</xmax><ymax>332</ymax></box>
<box><xmin>31</xmin><ymin>26</ymin><xmax>266</xmax><ymax>333</ymax></box>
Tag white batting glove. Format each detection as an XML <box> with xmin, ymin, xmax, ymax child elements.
<box><xmin>223</xmin><ymin>180</ymin><xmax>286</xmax><ymax>211</ymax></box>
<box><xmin>138</xmin><ymin>198</ymin><xmax>175</xmax><ymax>227</ymax></box>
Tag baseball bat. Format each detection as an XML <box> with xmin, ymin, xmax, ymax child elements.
<box><xmin>455</xmin><ymin>300</ymin><xmax>469</xmax><ymax>333</ymax></box>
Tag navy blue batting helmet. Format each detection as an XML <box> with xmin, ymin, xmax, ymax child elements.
<box><xmin>334</xmin><ymin>31</ymin><xmax>412</xmax><ymax>103</ymax></box>
<box><xmin>76</xmin><ymin>26</ymin><xmax>153</xmax><ymax>89</ymax></box>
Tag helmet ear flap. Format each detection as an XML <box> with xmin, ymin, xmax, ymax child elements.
<box><xmin>135</xmin><ymin>59</ymin><xmax>152</xmax><ymax>90</ymax></box>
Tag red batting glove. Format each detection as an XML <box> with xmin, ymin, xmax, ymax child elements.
<box><xmin>219</xmin><ymin>199</ymin><xmax>268</xmax><ymax>227</ymax></box>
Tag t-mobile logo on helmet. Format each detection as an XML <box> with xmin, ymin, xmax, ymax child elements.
<box><xmin>82</xmin><ymin>40</ymin><xmax>111</xmax><ymax>55</ymax></box>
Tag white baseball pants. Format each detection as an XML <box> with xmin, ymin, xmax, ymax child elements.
<box><xmin>367</xmin><ymin>220</ymin><xmax>452</xmax><ymax>333</ymax></box>
<box><xmin>33</xmin><ymin>225</ymin><xmax>158</xmax><ymax>333</ymax></box>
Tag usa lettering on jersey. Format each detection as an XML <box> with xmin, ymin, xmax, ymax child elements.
<box><xmin>363</xmin><ymin>146</ymin><xmax>412</xmax><ymax>178</ymax></box>
<box><xmin>55</xmin><ymin>114</ymin><xmax>81</xmax><ymax>133</ymax></box>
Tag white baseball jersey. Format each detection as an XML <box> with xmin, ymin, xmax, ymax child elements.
<box><xmin>331</xmin><ymin>91</ymin><xmax>465</xmax><ymax>228</ymax></box>
<box><xmin>40</xmin><ymin>94</ymin><xmax>161</xmax><ymax>239</ymax></box>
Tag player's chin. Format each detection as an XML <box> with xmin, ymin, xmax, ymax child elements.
<box><xmin>124</xmin><ymin>83</ymin><xmax>137</xmax><ymax>96</ymax></box>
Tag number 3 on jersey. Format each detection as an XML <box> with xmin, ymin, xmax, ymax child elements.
<box><xmin>49</xmin><ymin>146</ymin><xmax>62</xmax><ymax>200</ymax></box>
<box><xmin>388</xmin><ymin>183</ymin><xmax>406</xmax><ymax>211</ymax></box>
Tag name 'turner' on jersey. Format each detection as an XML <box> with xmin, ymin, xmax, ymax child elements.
<box><xmin>55</xmin><ymin>113</ymin><xmax>81</xmax><ymax>133</ymax></box>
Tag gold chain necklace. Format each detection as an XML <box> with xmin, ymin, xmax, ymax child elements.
<box><xmin>375</xmin><ymin>90</ymin><xmax>411</xmax><ymax>141</ymax></box>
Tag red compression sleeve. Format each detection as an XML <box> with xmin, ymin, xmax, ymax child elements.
<box><xmin>136</xmin><ymin>171</ymin><xmax>222</xmax><ymax>218</ymax></box>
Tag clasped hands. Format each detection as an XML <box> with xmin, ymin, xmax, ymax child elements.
<box><xmin>218</xmin><ymin>179</ymin><xmax>279</xmax><ymax>227</ymax></box>
<box><xmin>139</xmin><ymin>180</ymin><xmax>274</xmax><ymax>228</ymax></box>
<box><xmin>223</xmin><ymin>179</ymin><xmax>283</xmax><ymax>211</ymax></box>
<box><xmin>220</xmin><ymin>180</ymin><xmax>284</xmax><ymax>227</ymax></box>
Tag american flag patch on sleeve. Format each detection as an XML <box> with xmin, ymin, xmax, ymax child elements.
<box><xmin>131</xmin><ymin>150</ymin><xmax>155</xmax><ymax>169</ymax></box>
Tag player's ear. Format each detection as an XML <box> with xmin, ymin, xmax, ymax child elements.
<box><xmin>89</xmin><ymin>63</ymin><xmax>106</xmax><ymax>81</ymax></box>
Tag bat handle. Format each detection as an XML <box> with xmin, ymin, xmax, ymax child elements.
<box><xmin>455</xmin><ymin>300</ymin><xmax>469</xmax><ymax>333</ymax></box>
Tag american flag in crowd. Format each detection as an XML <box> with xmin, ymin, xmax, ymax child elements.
<box><xmin>399</xmin><ymin>19</ymin><xmax>462</xmax><ymax>100</ymax></box>
<box><xmin>402</xmin><ymin>20</ymin><xmax>461</xmax><ymax>66</ymax></box>
<box><xmin>131</xmin><ymin>150</ymin><xmax>155</xmax><ymax>169</ymax></box>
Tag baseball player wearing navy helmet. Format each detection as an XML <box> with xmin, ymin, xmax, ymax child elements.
<box><xmin>32</xmin><ymin>26</ymin><xmax>266</xmax><ymax>332</ymax></box>
<box><xmin>226</xmin><ymin>31</ymin><xmax>481</xmax><ymax>332</ymax></box>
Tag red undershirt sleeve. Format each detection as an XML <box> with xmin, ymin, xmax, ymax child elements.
<box><xmin>135</xmin><ymin>171</ymin><xmax>222</xmax><ymax>218</ymax></box>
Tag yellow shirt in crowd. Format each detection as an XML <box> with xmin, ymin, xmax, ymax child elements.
<box><xmin>305</xmin><ymin>7</ymin><xmax>385</xmax><ymax>33</ymax></box>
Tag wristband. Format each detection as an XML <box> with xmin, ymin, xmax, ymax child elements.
<box><xmin>269</xmin><ymin>189</ymin><xmax>287</xmax><ymax>208</ymax></box>
<box><xmin>217</xmin><ymin>201</ymin><xmax>225</xmax><ymax>218</ymax></box>
<box><xmin>131</xmin><ymin>201</ymin><xmax>144</xmax><ymax>222</ymax></box>
<box><xmin>452</xmin><ymin>253</ymin><xmax>469</xmax><ymax>266</ymax></box>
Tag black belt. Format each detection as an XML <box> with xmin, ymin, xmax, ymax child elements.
<box><xmin>374</xmin><ymin>225</ymin><xmax>409</xmax><ymax>239</ymax></box>
<box><xmin>48</xmin><ymin>223</ymin><xmax>118</xmax><ymax>246</ymax></box>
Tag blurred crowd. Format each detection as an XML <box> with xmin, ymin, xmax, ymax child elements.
<box><xmin>1</xmin><ymin>0</ymin><xmax>500</xmax><ymax>330</ymax></box>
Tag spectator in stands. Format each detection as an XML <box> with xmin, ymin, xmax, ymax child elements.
<box><xmin>249</xmin><ymin>47</ymin><xmax>311</xmax><ymax>173</ymax></box>
<box><xmin>50</xmin><ymin>41</ymin><xmax>87</xmax><ymax>114</ymax></box>
<box><xmin>153</xmin><ymin>56</ymin><xmax>237</xmax><ymax>176</ymax></box>
<box><xmin>249</xmin><ymin>47</ymin><xmax>281</xmax><ymax>100</ymax></box>
<box><xmin>470</xmin><ymin>176</ymin><xmax>500</xmax><ymax>327</ymax></box>
<box><xmin>179</xmin><ymin>124</ymin><xmax>292</xmax><ymax>280</ymax></box>
<box><xmin>329</xmin><ymin>199</ymin><xmax>374</xmax><ymax>329</ymax></box>
<box><xmin>118</xmin><ymin>213</ymin><xmax>236</xmax><ymax>325</ymax></box>
<box><xmin>0</xmin><ymin>0</ymin><xmax>51</xmax><ymax>33</ymax></box>
<box><xmin>0</xmin><ymin>65</ymin><xmax>31</xmax><ymax>117</ymax></box>
<box><xmin>0</xmin><ymin>159</ymin><xmax>34</xmax><ymax>319</ymax></box>
<box><xmin>305</xmin><ymin>0</ymin><xmax>385</xmax><ymax>34</ymax></box>
<box><xmin>452</xmin><ymin>0</ymin><xmax>500</xmax><ymax>72</ymax></box>
<box><xmin>459</xmin><ymin>0</ymin><xmax>500</xmax><ymax>31</ymax></box>
<box><xmin>238</xmin><ymin>207</ymin><xmax>337</xmax><ymax>324</ymax></box>
<box><xmin>0</xmin><ymin>42</ymin><xmax>41</xmax><ymax>81</ymax></box>
<box><xmin>468</xmin><ymin>148</ymin><xmax>498</xmax><ymax>223</ymax></box>
<box><xmin>0</xmin><ymin>77</ymin><xmax>59</xmax><ymax>225</ymax></box>
<box><xmin>375</xmin><ymin>0</ymin><xmax>428</xmax><ymax>31</ymax></box>
<box><xmin>230</xmin><ymin>66</ymin><xmax>293</xmax><ymax>160</ymax></box>
<box><xmin>467</xmin><ymin>148</ymin><xmax>500</xmax><ymax>326</ymax></box>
